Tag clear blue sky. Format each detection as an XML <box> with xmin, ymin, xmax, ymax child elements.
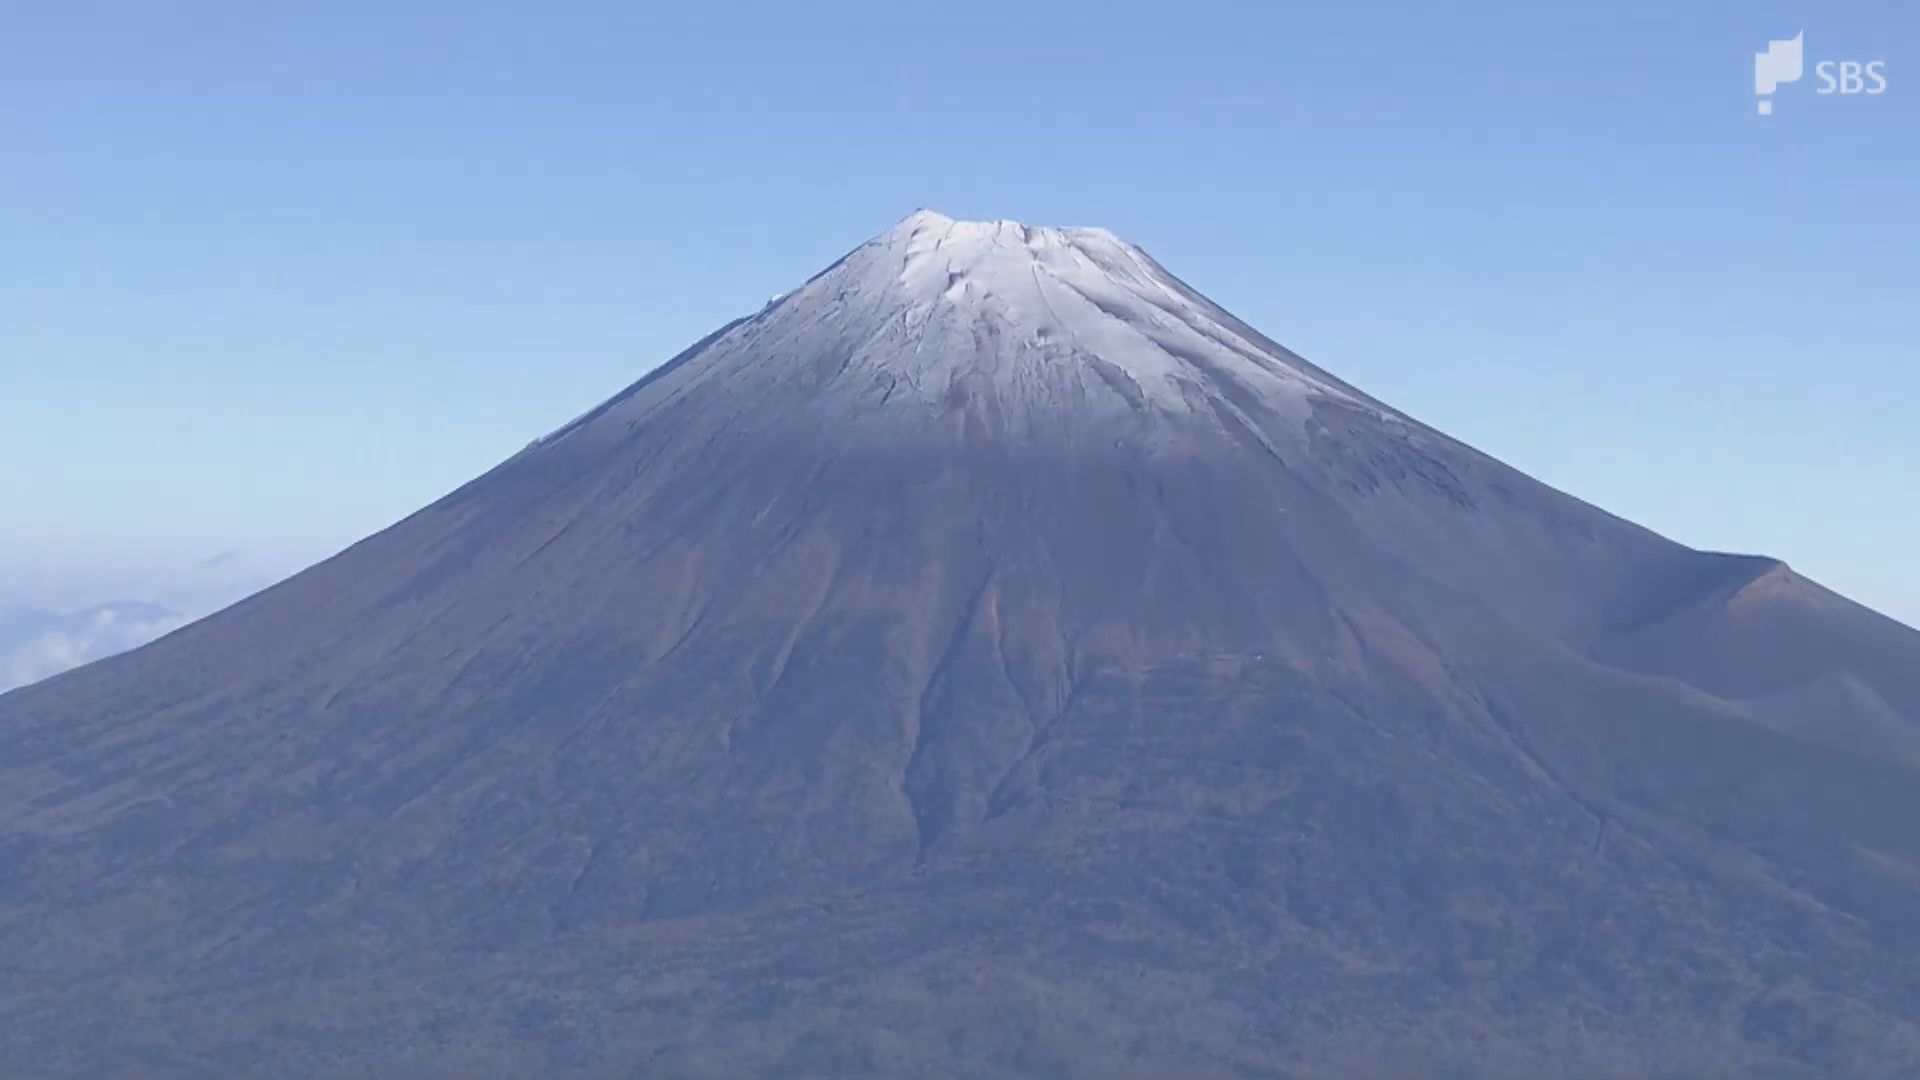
<box><xmin>4</xmin><ymin>1</ymin><xmax>1916</xmax><ymax>626</ymax></box>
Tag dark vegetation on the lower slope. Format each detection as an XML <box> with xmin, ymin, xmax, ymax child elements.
<box><xmin>6</xmin><ymin>540</ymin><xmax>1918</xmax><ymax>1078</ymax></box>
<box><xmin>7</xmin><ymin>640</ymin><xmax>1920</xmax><ymax>1078</ymax></box>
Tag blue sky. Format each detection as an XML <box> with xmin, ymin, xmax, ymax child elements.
<box><xmin>4</xmin><ymin>1</ymin><xmax>1916</xmax><ymax>626</ymax></box>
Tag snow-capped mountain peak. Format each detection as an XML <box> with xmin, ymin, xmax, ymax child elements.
<box><xmin>562</xmin><ymin>213</ymin><xmax>1374</xmax><ymax>458</ymax></box>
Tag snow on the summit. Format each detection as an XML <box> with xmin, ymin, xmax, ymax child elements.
<box><xmin>558</xmin><ymin>211</ymin><xmax>1373</xmax><ymax>452</ymax></box>
<box><xmin>799</xmin><ymin>210</ymin><xmax>1365</xmax><ymax>417</ymax></box>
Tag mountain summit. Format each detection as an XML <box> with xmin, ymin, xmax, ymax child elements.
<box><xmin>4</xmin><ymin>213</ymin><xmax>1919</xmax><ymax>1077</ymax></box>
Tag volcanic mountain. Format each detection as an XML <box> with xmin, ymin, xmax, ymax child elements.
<box><xmin>4</xmin><ymin>211</ymin><xmax>1919</xmax><ymax>1077</ymax></box>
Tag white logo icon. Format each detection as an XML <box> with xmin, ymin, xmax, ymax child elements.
<box><xmin>1755</xmin><ymin>32</ymin><xmax>1804</xmax><ymax>115</ymax></box>
<box><xmin>1755</xmin><ymin>32</ymin><xmax>1888</xmax><ymax>116</ymax></box>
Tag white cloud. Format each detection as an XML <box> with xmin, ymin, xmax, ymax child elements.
<box><xmin>0</xmin><ymin>603</ymin><xmax>188</xmax><ymax>693</ymax></box>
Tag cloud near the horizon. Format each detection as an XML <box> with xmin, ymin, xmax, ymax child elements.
<box><xmin>0</xmin><ymin>604</ymin><xmax>188</xmax><ymax>693</ymax></box>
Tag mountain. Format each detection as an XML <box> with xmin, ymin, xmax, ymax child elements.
<box><xmin>0</xmin><ymin>600</ymin><xmax>184</xmax><ymax>693</ymax></box>
<box><xmin>3</xmin><ymin>211</ymin><xmax>1918</xmax><ymax>1078</ymax></box>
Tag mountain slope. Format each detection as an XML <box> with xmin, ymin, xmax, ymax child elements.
<box><xmin>3</xmin><ymin>211</ymin><xmax>1918</xmax><ymax>1078</ymax></box>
